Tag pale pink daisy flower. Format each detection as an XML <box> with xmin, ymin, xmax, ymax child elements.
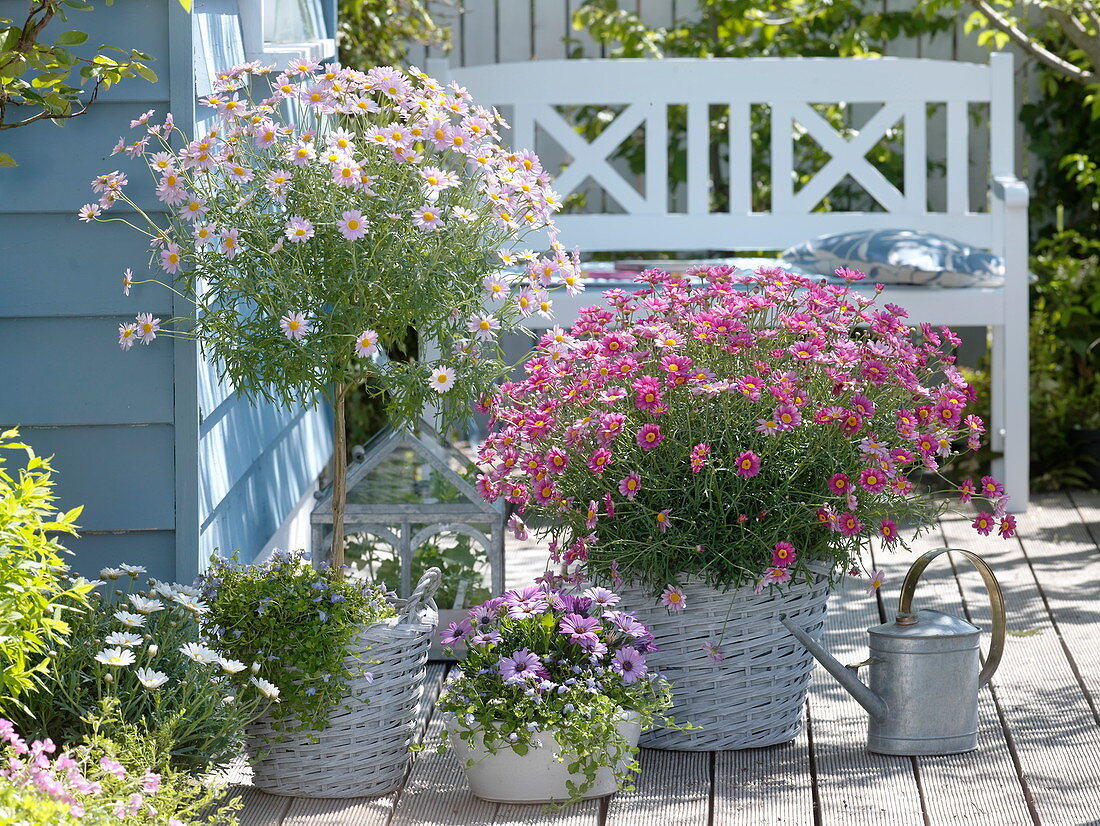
<box><xmin>77</xmin><ymin>203</ymin><xmax>101</xmax><ymax>222</ymax></box>
<box><xmin>118</xmin><ymin>323</ymin><xmax>138</xmax><ymax>351</ymax></box>
<box><xmin>483</xmin><ymin>276</ymin><xmax>508</xmax><ymax>301</ymax></box>
<box><xmin>225</xmin><ymin>163</ymin><xmax>253</xmax><ymax>183</ymax></box>
<box><xmin>265</xmin><ymin>169</ymin><xmax>291</xmax><ymax>200</ymax></box>
<box><xmin>702</xmin><ymin>639</ymin><xmax>724</xmax><ymax>662</ymax></box>
<box><xmin>429</xmin><ymin>366</ymin><xmax>456</xmax><ymax>393</ymax></box>
<box><xmin>763</xmin><ymin>566</ymin><xmax>793</xmax><ymax>587</ymax></box>
<box><xmin>660</xmin><ymin>585</ymin><xmax>686</xmax><ymax>611</ymax></box>
<box><xmin>332</xmin><ymin>161</ymin><xmax>360</xmax><ymax>187</ymax></box>
<box><xmin>160</xmin><ymin>243</ymin><xmax>182</xmax><ymax>274</ymax></box>
<box><xmin>253</xmin><ymin>119</ymin><xmax>279</xmax><ymax>148</ymax></box>
<box><xmin>284</xmin><ymin>216</ymin><xmax>314</xmax><ymax>243</ymax></box>
<box><xmin>129</xmin><ymin>109</ymin><xmax>155</xmax><ymax>128</ymax></box>
<box><xmin>866</xmin><ymin>570</ymin><xmax>887</xmax><ymax>596</ymax></box>
<box><xmin>339</xmin><ymin>210</ymin><xmax>369</xmax><ymax>240</ymax></box>
<box><xmin>179</xmin><ymin>196</ymin><xmax>207</xmax><ymax>221</ymax></box>
<box><xmin>147</xmin><ymin>152</ymin><xmax>174</xmax><ymax>172</ymax></box>
<box><xmin>287</xmin><ymin>140</ymin><xmax>315</xmax><ymax>166</ymax></box>
<box><xmin>412</xmin><ymin>205</ymin><xmax>444</xmax><ymax>231</ymax></box>
<box><xmin>220</xmin><ymin>228</ymin><xmax>241</xmax><ymax>258</ymax></box>
<box><xmin>507</xmin><ymin>513</ymin><xmax>529</xmax><ymax>540</ymax></box>
<box><xmin>327</xmin><ymin>127</ymin><xmax>356</xmax><ymax>153</ymax></box>
<box><xmin>193</xmin><ymin>223</ymin><xmax>217</xmax><ymax>247</ymax></box>
<box><xmin>515</xmin><ymin>288</ymin><xmax>535</xmax><ymax>317</ymax></box>
<box><xmin>122</xmin><ymin>268</ymin><xmax>133</xmax><ymax>296</ymax></box>
<box><xmin>468</xmin><ymin>314</ymin><xmax>500</xmax><ymax>341</ymax></box>
<box><xmin>280</xmin><ymin>311</ymin><xmax>309</xmax><ymax>340</ymax></box>
<box><xmin>354</xmin><ymin>329</ymin><xmax>379</xmax><ymax>358</ymax></box>
<box><xmin>135</xmin><ymin>313</ymin><xmax>160</xmax><ymax>345</ymax></box>
<box><xmin>534</xmin><ymin>290</ymin><xmax>553</xmax><ymax>319</ymax></box>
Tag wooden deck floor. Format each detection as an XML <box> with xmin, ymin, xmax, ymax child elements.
<box><xmin>227</xmin><ymin>492</ymin><xmax>1100</xmax><ymax>825</ymax></box>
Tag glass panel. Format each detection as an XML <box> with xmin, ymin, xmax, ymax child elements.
<box><xmin>266</xmin><ymin>0</ymin><xmax>318</xmax><ymax>44</ymax></box>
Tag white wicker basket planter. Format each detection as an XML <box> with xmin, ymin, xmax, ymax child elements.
<box><xmin>617</xmin><ymin>570</ymin><xmax>831</xmax><ymax>751</ymax></box>
<box><xmin>246</xmin><ymin>568</ymin><xmax>441</xmax><ymax>798</ymax></box>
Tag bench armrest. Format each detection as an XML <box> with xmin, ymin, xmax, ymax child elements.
<box><xmin>992</xmin><ymin>175</ymin><xmax>1029</xmax><ymax>209</ymax></box>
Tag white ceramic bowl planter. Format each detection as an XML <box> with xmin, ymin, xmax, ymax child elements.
<box><xmin>444</xmin><ymin>711</ymin><xmax>642</xmax><ymax>803</ymax></box>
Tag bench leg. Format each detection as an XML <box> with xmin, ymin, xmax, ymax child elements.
<box><xmin>990</xmin><ymin>323</ymin><xmax>1029</xmax><ymax>512</ymax></box>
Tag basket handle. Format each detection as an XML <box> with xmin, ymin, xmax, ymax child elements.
<box><xmin>897</xmin><ymin>547</ymin><xmax>1006</xmax><ymax>687</ymax></box>
<box><xmin>400</xmin><ymin>567</ymin><xmax>442</xmax><ymax>622</ymax></box>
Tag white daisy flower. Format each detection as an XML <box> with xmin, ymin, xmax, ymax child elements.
<box><xmin>114</xmin><ymin>611</ymin><xmax>146</xmax><ymax>629</ymax></box>
<box><xmin>100</xmin><ymin>567</ymin><xmax>125</xmax><ymax>580</ymax></box>
<box><xmin>218</xmin><ymin>658</ymin><xmax>248</xmax><ymax>674</ymax></box>
<box><xmin>94</xmin><ymin>647</ymin><xmax>136</xmax><ymax>667</ymax></box>
<box><xmin>179</xmin><ymin>643</ymin><xmax>220</xmax><ymax>665</ymax></box>
<box><xmin>136</xmin><ymin>668</ymin><xmax>169</xmax><ymax>689</ymax></box>
<box><xmin>173</xmin><ymin>595</ymin><xmax>209</xmax><ymax>615</ymax></box>
<box><xmin>119</xmin><ymin>563</ymin><xmax>147</xmax><ymax>576</ymax></box>
<box><xmin>428</xmin><ymin>366</ymin><xmax>456</xmax><ymax>393</ymax></box>
<box><xmin>129</xmin><ymin>594</ymin><xmax>164</xmax><ymax>614</ymax></box>
<box><xmin>104</xmin><ymin>631</ymin><xmax>143</xmax><ymax>648</ymax></box>
<box><xmin>251</xmin><ymin>676</ymin><xmax>281</xmax><ymax>700</ymax></box>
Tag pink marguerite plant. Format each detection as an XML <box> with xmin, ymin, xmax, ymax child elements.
<box><xmin>476</xmin><ymin>265</ymin><xmax>1013</xmax><ymax>597</ymax></box>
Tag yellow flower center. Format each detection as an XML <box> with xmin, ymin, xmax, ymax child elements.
<box><xmin>347</xmin><ymin>219</ymin><xmax>360</xmax><ymax>230</ymax></box>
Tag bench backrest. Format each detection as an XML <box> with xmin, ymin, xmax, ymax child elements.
<box><xmin>447</xmin><ymin>54</ymin><xmax>1016</xmax><ymax>253</ymax></box>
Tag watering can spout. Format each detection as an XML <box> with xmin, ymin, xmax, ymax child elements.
<box><xmin>780</xmin><ymin>615</ymin><xmax>888</xmax><ymax>723</ymax></box>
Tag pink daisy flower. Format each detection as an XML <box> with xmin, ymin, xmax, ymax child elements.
<box><xmin>584</xmin><ymin>500</ymin><xmax>599</xmax><ymax>529</ymax></box>
<box><xmin>587</xmin><ymin>448</ymin><xmax>612</xmax><ymax>474</ymax></box>
<box><xmin>280</xmin><ymin>311</ymin><xmax>309</xmax><ymax>340</ymax></box>
<box><xmin>972</xmin><ymin>512</ymin><xmax>995</xmax><ymax>536</ymax></box>
<box><xmin>763</xmin><ymin>566</ymin><xmax>793</xmax><ymax>587</ymax></box>
<box><xmin>880</xmin><ymin>519</ymin><xmax>899</xmax><ymax>544</ymax></box>
<box><xmin>339</xmin><ymin>210</ymin><xmax>369</xmax><ymax>240</ymax></box>
<box><xmin>702</xmin><ymin>639</ymin><xmax>724</xmax><ymax>662</ymax></box>
<box><xmin>660</xmin><ymin>585</ymin><xmax>686</xmax><ymax>611</ymax></box>
<box><xmin>735</xmin><ymin>450</ymin><xmax>760</xmax><ymax>478</ymax></box>
<box><xmin>636</xmin><ymin>423</ymin><xmax>664</xmax><ymax>451</ymax></box>
<box><xmin>998</xmin><ymin>514</ymin><xmax>1017</xmax><ymax>539</ymax></box>
<box><xmin>772</xmin><ymin>542</ymin><xmax>796</xmax><ymax>567</ymax></box>
<box><xmin>828</xmin><ymin>473</ymin><xmax>850</xmax><ymax>495</ymax></box>
<box><xmin>838</xmin><ymin>512</ymin><xmax>864</xmax><ymax>536</ymax></box>
<box><xmin>655</xmin><ymin>508</ymin><xmax>671</xmax><ymax>533</ymax></box>
<box><xmin>858</xmin><ymin>467</ymin><xmax>887</xmax><ymax>493</ymax></box>
<box><xmin>689</xmin><ymin>443</ymin><xmax>711</xmax><ymax>473</ymax></box>
<box><xmin>618</xmin><ymin>472</ymin><xmax>641</xmax><ymax>499</ymax></box>
<box><xmin>958</xmin><ymin>478</ymin><xmax>976</xmax><ymax>503</ymax></box>
<box><xmin>545</xmin><ymin>448</ymin><xmax>570</xmax><ymax>474</ymax></box>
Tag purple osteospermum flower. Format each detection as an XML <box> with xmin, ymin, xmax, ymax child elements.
<box><xmin>440</xmin><ymin>618</ymin><xmax>473</xmax><ymax>646</ymax></box>
<box><xmin>582</xmin><ymin>587</ymin><xmax>620</xmax><ymax>610</ymax></box>
<box><xmin>559</xmin><ymin>613</ymin><xmax>602</xmax><ymax>645</ymax></box>
<box><xmin>612</xmin><ymin>647</ymin><xmax>648</xmax><ymax>684</ymax></box>
<box><xmin>471</xmin><ymin>630</ymin><xmax>501</xmax><ymax>647</ymax></box>
<box><xmin>499</xmin><ymin>648</ymin><xmax>542</xmax><ymax>684</ymax></box>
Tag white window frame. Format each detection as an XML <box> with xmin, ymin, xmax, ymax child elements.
<box><xmin>237</xmin><ymin>0</ymin><xmax>335</xmax><ymax>66</ymax></box>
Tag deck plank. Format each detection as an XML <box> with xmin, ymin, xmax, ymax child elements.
<box><xmin>870</xmin><ymin>536</ymin><xmax>1036</xmax><ymax>825</ymax></box>
<box><xmin>492</xmin><ymin>797</ymin><xmax>600</xmax><ymax>825</ymax></box>
<box><xmin>808</xmin><ymin>570</ymin><xmax>926</xmax><ymax>825</ymax></box>
<box><xmin>605</xmin><ymin>749</ymin><xmax>710</xmax><ymax>826</ymax></box>
<box><xmin>714</xmin><ymin>730</ymin><xmax>814</xmax><ymax>825</ymax></box>
<box><xmin>233</xmin><ymin>787</ymin><xmax>291</xmax><ymax>826</ymax></box>
<box><xmin>1028</xmin><ymin>493</ymin><xmax>1100</xmax><ymax>718</ymax></box>
<box><xmin>940</xmin><ymin>507</ymin><xmax>1100</xmax><ymax>825</ymax></box>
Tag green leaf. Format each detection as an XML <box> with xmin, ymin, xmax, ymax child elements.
<box><xmin>133</xmin><ymin>63</ymin><xmax>158</xmax><ymax>83</ymax></box>
<box><xmin>0</xmin><ymin>153</ymin><xmax>17</xmax><ymax>168</ymax></box>
<box><xmin>55</xmin><ymin>30</ymin><xmax>88</xmax><ymax>46</ymax></box>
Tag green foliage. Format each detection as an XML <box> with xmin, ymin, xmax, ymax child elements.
<box><xmin>198</xmin><ymin>551</ymin><xmax>396</xmax><ymax>736</ymax></box>
<box><xmin>338</xmin><ymin>0</ymin><xmax>451</xmax><ymax>69</ymax></box>
<box><xmin>7</xmin><ymin>571</ymin><xmax>269</xmax><ymax>773</ymax></box>
<box><xmin>0</xmin><ymin>428</ymin><xmax>94</xmax><ymax>711</ymax></box>
<box><xmin>0</xmin><ymin>1</ymin><xmax>157</xmax><ymax>164</ymax></box>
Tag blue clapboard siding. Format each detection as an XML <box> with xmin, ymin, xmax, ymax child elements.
<box><xmin>16</xmin><ymin>425</ymin><xmax>176</xmax><ymax>532</ymax></box>
<box><xmin>0</xmin><ymin>0</ymin><xmax>335</xmax><ymax>584</ymax></box>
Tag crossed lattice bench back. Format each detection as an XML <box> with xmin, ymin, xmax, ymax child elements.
<box><xmin>448</xmin><ymin>55</ymin><xmax>1017</xmax><ymax>253</ymax></box>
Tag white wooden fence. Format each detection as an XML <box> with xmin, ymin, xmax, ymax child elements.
<box><xmin>405</xmin><ymin>0</ymin><xmax>1035</xmax><ymax>216</ymax></box>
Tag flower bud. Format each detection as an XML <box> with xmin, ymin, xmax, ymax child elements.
<box><xmin>104</xmin><ymin>673</ymin><xmax>114</xmax><ymax>683</ymax></box>
<box><xmin>251</xmin><ymin>662</ymin><xmax>261</xmax><ymax>674</ymax></box>
<box><xmin>47</xmin><ymin>650</ymin><xmax>57</xmax><ymax>659</ymax></box>
<box><xmin>147</xmin><ymin>644</ymin><xmax>159</xmax><ymax>656</ymax></box>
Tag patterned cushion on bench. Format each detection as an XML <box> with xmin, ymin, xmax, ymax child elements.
<box><xmin>781</xmin><ymin>229</ymin><xmax>1005</xmax><ymax>288</ymax></box>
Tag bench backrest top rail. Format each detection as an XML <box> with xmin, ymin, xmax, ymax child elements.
<box><xmin>448</xmin><ymin>54</ymin><xmax>1016</xmax><ymax>253</ymax></box>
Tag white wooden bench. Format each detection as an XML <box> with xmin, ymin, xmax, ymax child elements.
<box><xmin>444</xmin><ymin>54</ymin><xmax>1029</xmax><ymax>511</ymax></box>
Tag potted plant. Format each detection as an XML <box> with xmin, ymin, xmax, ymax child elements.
<box><xmin>83</xmin><ymin>58</ymin><xmax>579</xmax><ymax>568</ymax></box>
<box><xmin>475</xmin><ymin>265</ymin><xmax>1016</xmax><ymax>750</ymax></box>
<box><xmin>196</xmin><ymin>551</ymin><xmax>439</xmax><ymax>798</ymax></box>
<box><xmin>437</xmin><ymin>579</ymin><xmax>676</xmax><ymax>804</ymax></box>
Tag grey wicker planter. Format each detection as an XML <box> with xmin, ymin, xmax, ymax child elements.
<box><xmin>617</xmin><ymin>569</ymin><xmax>831</xmax><ymax>751</ymax></box>
<box><xmin>246</xmin><ymin>568</ymin><xmax>441</xmax><ymax>798</ymax></box>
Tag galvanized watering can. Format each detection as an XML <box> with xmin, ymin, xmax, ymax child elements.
<box><xmin>780</xmin><ymin>548</ymin><xmax>1006</xmax><ymax>756</ymax></box>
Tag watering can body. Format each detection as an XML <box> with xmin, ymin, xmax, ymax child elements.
<box><xmin>781</xmin><ymin>548</ymin><xmax>1005</xmax><ymax>756</ymax></box>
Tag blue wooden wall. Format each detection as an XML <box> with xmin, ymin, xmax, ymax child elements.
<box><xmin>0</xmin><ymin>0</ymin><xmax>333</xmax><ymax>584</ymax></box>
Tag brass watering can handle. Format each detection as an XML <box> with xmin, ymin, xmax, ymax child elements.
<box><xmin>897</xmin><ymin>548</ymin><xmax>1006</xmax><ymax>687</ymax></box>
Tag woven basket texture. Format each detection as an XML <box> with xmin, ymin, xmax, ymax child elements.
<box><xmin>247</xmin><ymin>572</ymin><xmax>439</xmax><ymax>798</ymax></box>
<box><xmin>618</xmin><ymin>571</ymin><xmax>831</xmax><ymax>751</ymax></box>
